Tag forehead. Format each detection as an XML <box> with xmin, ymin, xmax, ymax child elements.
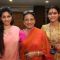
<box><xmin>24</xmin><ymin>14</ymin><xmax>34</xmax><ymax>18</ymax></box>
<box><xmin>2</xmin><ymin>11</ymin><xmax>11</xmax><ymax>16</ymax></box>
<box><xmin>48</xmin><ymin>8</ymin><xmax>58</xmax><ymax>13</ymax></box>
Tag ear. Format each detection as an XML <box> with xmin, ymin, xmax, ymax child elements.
<box><xmin>59</xmin><ymin>13</ymin><xmax>60</xmax><ymax>17</ymax></box>
<box><xmin>34</xmin><ymin>20</ymin><xmax>36</xmax><ymax>25</ymax></box>
<box><xmin>23</xmin><ymin>21</ymin><xmax>25</xmax><ymax>26</ymax></box>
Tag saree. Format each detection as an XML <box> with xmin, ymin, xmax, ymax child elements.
<box><xmin>41</xmin><ymin>23</ymin><xmax>60</xmax><ymax>60</ymax></box>
<box><xmin>19</xmin><ymin>27</ymin><xmax>53</xmax><ymax>60</ymax></box>
<box><xmin>0</xmin><ymin>26</ymin><xmax>20</xmax><ymax>60</ymax></box>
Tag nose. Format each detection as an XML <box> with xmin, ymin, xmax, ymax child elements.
<box><xmin>28</xmin><ymin>20</ymin><xmax>31</xmax><ymax>23</ymax></box>
<box><xmin>5</xmin><ymin>17</ymin><xmax>8</xmax><ymax>21</ymax></box>
<box><xmin>51</xmin><ymin>13</ymin><xmax>55</xmax><ymax>17</ymax></box>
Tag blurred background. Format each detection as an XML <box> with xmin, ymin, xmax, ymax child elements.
<box><xmin>0</xmin><ymin>0</ymin><xmax>60</xmax><ymax>28</ymax></box>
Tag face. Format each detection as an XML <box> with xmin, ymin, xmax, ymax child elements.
<box><xmin>1</xmin><ymin>11</ymin><xmax>12</xmax><ymax>26</ymax></box>
<box><xmin>48</xmin><ymin>8</ymin><xmax>59</xmax><ymax>22</ymax></box>
<box><xmin>24</xmin><ymin>14</ymin><xmax>35</xmax><ymax>29</ymax></box>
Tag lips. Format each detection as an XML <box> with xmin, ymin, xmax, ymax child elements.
<box><xmin>27</xmin><ymin>23</ymin><xmax>33</xmax><ymax>26</ymax></box>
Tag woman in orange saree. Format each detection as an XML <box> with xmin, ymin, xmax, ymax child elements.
<box><xmin>19</xmin><ymin>11</ymin><xmax>53</xmax><ymax>60</ymax></box>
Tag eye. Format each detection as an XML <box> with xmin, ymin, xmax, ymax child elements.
<box><xmin>53</xmin><ymin>12</ymin><xmax>58</xmax><ymax>15</ymax></box>
<box><xmin>48</xmin><ymin>12</ymin><xmax>52</xmax><ymax>15</ymax></box>
<box><xmin>48</xmin><ymin>12</ymin><xmax>58</xmax><ymax>15</ymax></box>
<box><xmin>30</xmin><ymin>18</ymin><xmax>34</xmax><ymax>21</ymax></box>
<box><xmin>24</xmin><ymin>19</ymin><xmax>28</xmax><ymax>21</ymax></box>
<box><xmin>7</xmin><ymin>15</ymin><xmax>11</xmax><ymax>18</ymax></box>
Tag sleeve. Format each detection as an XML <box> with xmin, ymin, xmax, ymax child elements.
<box><xmin>19</xmin><ymin>30</ymin><xmax>28</xmax><ymax>60</ymax></box>
<box><xmin>19</xmin><ymin>30</ymin><xmax>26</xmax><ymax>42</ymax></box>
<box><xmin>19</xmin><ymin>40</ymin><xmax>26</xmax><ymax>60</ymax></box>
<box><xmin>19</xmin><ymin>37</ymin><xmax>27</xmax><ymax>60</ymax></box>
<box><xmin>41</xmin><ymin>25</ymin><xmax>46</xmax><ymax>31</ymax></box>
<box><xmin>41</xmin><ymin>25</ymin><xmax>44</xmax><ymax>29</ymax></box>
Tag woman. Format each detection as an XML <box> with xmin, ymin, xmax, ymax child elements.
<box><xmin>19</xmin><ymin>11</ymin><xmax>53</xmax><ymax>60</ymax></box>
<box><xmin>0</xmin><ymin>7</ymin><xmax>20</xmax><ymax>60</ymax></box>
<box><xmin>41</xmin><ymin>6</ymin><xmax>60</xmax><ymax>60</ymax></box>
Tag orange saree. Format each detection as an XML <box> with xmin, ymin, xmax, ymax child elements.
<box><xmin>19</xmin><ymin>27</ymin><xmax>53</xmax><ymax>60</ymax></box>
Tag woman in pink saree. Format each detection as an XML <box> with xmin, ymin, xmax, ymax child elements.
<box><xmin>0</xmin><ymin>7</ymin><xmax>20</xmax><ymax>60</ymax></box>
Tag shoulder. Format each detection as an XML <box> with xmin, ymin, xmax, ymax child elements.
<box><xmin>35</xmin><ymin>27</ymin><xmax>45</xmax><ymax>34</ymax></box>
<box><xmin>41</xmin><ymin>23</ymin><xmax>50</xmax><ymax>31</ymax></box>
<box><xmin>35</xmin><ymin>28</ymin><xmax>47</xmax><ymax>38</ymax></box>
<box><xmin>42</xmin><ymin>23</ymin><xmax>50</xmax><ymax>28</ymax></box>
<box><xmin>12</xmin><ymin>25</ymin><xmax>20</xmax><ymax>29</ymax></box>
<box><xmin>12</xmin><ymin>25</ymin><xmax>20</xmax><ymax>30</ymax></box>
<box><xmin>11</xmin><ymin>25</ymin><xmax>20</xmax><ymax>33</ymax></box>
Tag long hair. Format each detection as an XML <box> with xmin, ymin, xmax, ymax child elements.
<box><xmin>0</xmin><ymin>7</ymin><xmax>14</xmax><ymax>57</ymax></box>
<box><xmin>0</xmin><ymin>20</ymin><xmax>4</xmax><ymax>57</ymax></box>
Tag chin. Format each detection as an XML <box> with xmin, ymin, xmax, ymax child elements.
<box><xmin>27</xmin><ymin>27</ymin><xmax>32</xmax><ymax>29</ymax></box>
<box><xmin>51</xmin><ymin>20</ymin><xmax>56</xmax><ymax>23</ymax></box>
<box><xmin>27</xmin><ymin>27</ymin><xmax>33</xmax><ymax>29</ymax></box>
<box><xmin>5</xmin><ymin>24</ymin><xmax>10</xmax><ymax>26</ymax></box>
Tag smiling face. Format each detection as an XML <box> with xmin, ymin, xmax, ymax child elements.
<box><xmin>1</xmin><ymin>11</ymin><xmax>12</xmax><ymax>26</ymax></box>
<box><xmin>48</xmin><ymin>8</ymin><xmax>59</xmax><ymax>23</ymax></box>
<box><xmin>24</xmin><ymin>13</ymin><xmax>35</xmax><ymax>29</ymax></box>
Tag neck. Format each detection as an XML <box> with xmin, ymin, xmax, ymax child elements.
<box><xmin>4</xmin><ymin>25</ymin><xmax>11</xmax><ymax>30</ymax></box>
<box><xmin>50</xmin><ymin>21</ymin><xmax>59</xmax><ymax>27</ymax></box>
<box><xmin>24</xmin><ymin>27</ymin><xmax>34</xmax><ymax>36</ymax></box>
<box><xmin>26</xmin><ymin>27</ymin><xmax>34</xmax><ymax>33</ymax></box>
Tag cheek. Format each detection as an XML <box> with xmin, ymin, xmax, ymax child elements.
<box><xmin>8</xmin><ymin>17</ymin><xmax>12</xmax><ymax>23</ymax></box>
<box><xmin>9</xmin><ymin>17</ymin><xmax>12</xmax><ymax>21</ymax></box>
<box><xmin>33</xmin><ymin>20</ymin><xmax>35</xmax><ymax>24</ymax></box>
<box><xmin>48</xmin><ymin>15</ymin><xmax>50</xmax><ymax>18</ymax></box>
<box><xmin>24</xmin><ymin>21</ymin><xmax>28</xmax><ymax>26</ymax></box>
<box><xmin>1</xmin><ymin>18</ymin><xmax>5</xmax><ymax>23</ymax></box>
<box><xmin>32</xmin><ymin>21</ymin><xmax>35</xmax><ymax>25</ymax></box>
<box><xmin>10</xmin><ymin>18</ymin><xmax>12</xmax><ymax>22</ymax></box>
<box><xmin>48</xmin><ymin>15</ymin><xmax>52</xmax><ymax>20</ymax></box>
<box><xmin>55</xmin><ymin>15</ymin><xmax>59</xmax><ymax>18</ymax></box>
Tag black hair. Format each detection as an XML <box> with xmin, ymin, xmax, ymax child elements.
<box><xmin>47</xmin><ymin>5</ymin><xmax>60</xmax><ymax>14</ymax></box>
<box><xmin>0</xmin><ymin>20</ymin><xmax>4</xmax><ymax>57</ymax></box>
<box><xmin>0</xmin><ymin>7</ymin><xmax>14</xmax><ymax>57</ymax></box>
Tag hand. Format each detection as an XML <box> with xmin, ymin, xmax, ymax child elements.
<box><xmin>25</xmin><ymin>51</ymin><xmax>43</xmax><ymax>58</ymax></box>
<box><xmin>25</xmin><ymin>51</ymin><xmax>36</xmax><ymax>58</ymax></box>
